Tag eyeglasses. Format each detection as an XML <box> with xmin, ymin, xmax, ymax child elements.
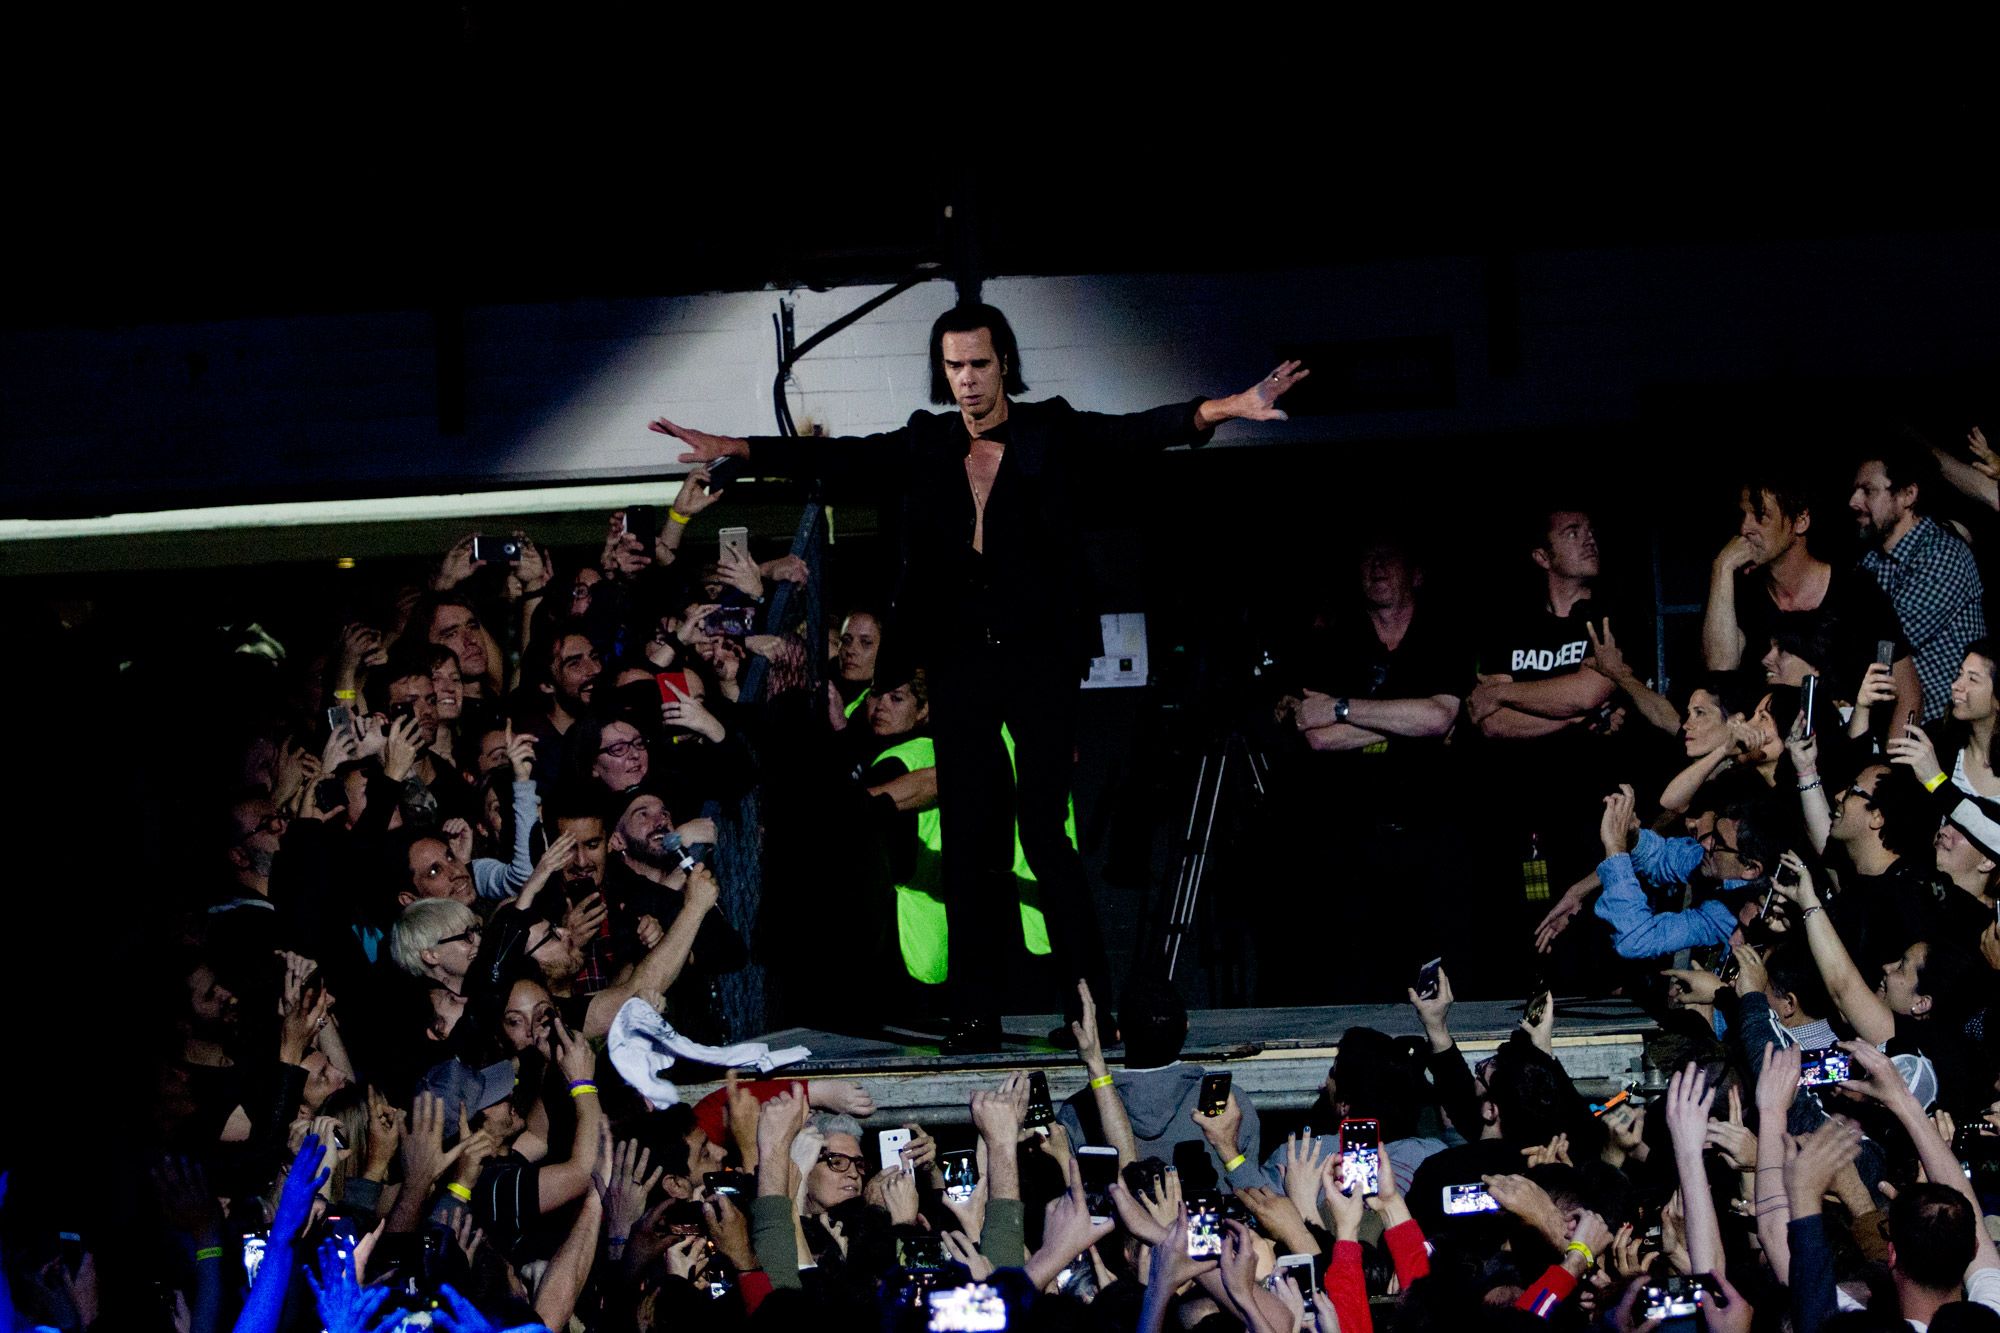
<box><xmin>569</xmin><ymin>584</ymin><xmax>595</xmax><ymax>600</ymax></box>
<box><xmin>599</xmin><ymin>738</ymin><xmax>649</xmax><ymax>760</ymax></box>
<box><xmin>817</xmin><ymin>1151</ymin><xmax>867</xmax><ymax>1177</ymax></box>
<box><xmin>241</xmin><ymin>813</ymin><xmax>288</xmax><ymax>841</ymax></box>
<box><xmin>1699</xmin><ymin>829</ymin><xmax>1739</xmax><ymax>856</ymax></box>
<box><xmin>437</xmin><ymin>927</ymin><xmax>481</xmax><ymax>947</ymax></box>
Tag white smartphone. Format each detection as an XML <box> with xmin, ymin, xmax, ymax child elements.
<box><xmin>1077</xmin><ymin>1146</ymin><xmax>1119</xmax><ymax>1223</ymax></box>
<box><xmin>718</xmin><ymin>526</ymin><xmax>751</xmax><ymax>566</ymax></box>
<box><xmin>878</xmin><ymin>1127</ymin><xmax>913</xmax><ymax>1171</ymax></box>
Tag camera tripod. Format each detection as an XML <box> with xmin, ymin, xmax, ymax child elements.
<box><xmin>1162</xmin><ymin>725</ymin><xmax>1272</xmax><ymax>983</ymax></box>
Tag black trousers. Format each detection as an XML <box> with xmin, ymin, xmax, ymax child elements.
<box><xmin>929</xmin><ymin>641</ymin><xmax>1110</xmax><ymax>1023</ymax></box>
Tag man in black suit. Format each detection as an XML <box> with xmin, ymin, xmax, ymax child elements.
<box><xmin>652</xmin><ymin>303</ymin><xmax>1305</xmax><ymax>1050</ymax></box>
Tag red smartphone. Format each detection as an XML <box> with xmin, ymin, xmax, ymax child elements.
<box><xmin>656</xmin><ymin>671</ymin><xmax>690</xmax><ymax>702</ymax></box>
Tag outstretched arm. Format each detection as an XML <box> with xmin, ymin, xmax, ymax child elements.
<box><xmin>1194</xmin><ymin>361</ymin><xmax>1310</xmax><ymax>430</ymax></box>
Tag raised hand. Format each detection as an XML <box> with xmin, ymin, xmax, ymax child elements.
<box><xmin>683</xmin><ymin>863</ymin><xmax>722</xmax><ymax>917</ymax></box>
<box><xmin>1769</xmin><ymin>852</ymin><xmax>1819</xmax><ymax>910</ymax></box>
<box><xmin>970</xmin><ymin>1072</ymin><xmax>1030</xmax><ymax>1146</ymax></box>
<box><xmin>1481</xmin><ymin>1173</ymin><xmax>1568</xmax><ymax>1250</ymax></box>
<box><xmin>1585</xmin><ymin>618</ymin><xmax>1630</xmax><ymax>682</ymax></box>
<box><xmin>550</xmin><ymin>1012</ymin><xmax>597</xmax><ymax>1083</ymax></box>
<box><xmin>1785</xmin><ymin>1117</ymin><xmax>1864</xmax><ymax>1214</ymax></box>
<box><xmin>275</xmin><ymin>1135</ymin><xmax>332</xmax><ymax>1241</ymax></box>
<box><xmin>649</xmin><ymin>417</ymin><xmax>749</xmax><ymax>466</ymax></box>
<box><xmin>1755</xmin><ymin>1043</ymin><xmax>1804</xmax><ymax>1118</ymax></box>
<box><xmin>1235</xmin><ymin>361</ymin><xmax>1310</xmax><ymax>422</ymax></box>
<box><xmin>715</xmin><ymin>542</ymin><xmax>765</xmax><ymax>600</ymax></box>
<box><xmin>1107</xmin><ymin>1176</ymin><xmax>1169</xmax><ymax>1248</ymax></box>
<box><xmin>1662</xmin><ymin>1064</ymin><xmax>1717</xmax><ymax>1158</ymax></box>
<box><xmin>517</xmin><ymin>831</ymin><xmax>578</xmax><ymax>909</ymax></box>
<box><xmin>434</xmin><ymin>534</ymin><xmax>487</xmax><ymax>591</ymax></box>
<box><xmin>563</xmin><ymin>892</ymin><xmax>609</xmax><ymax>944</ymax></box>
<box><xmin>1520</xmin><ymin>1133</ymin><xmax>1572</xmax><ymax>1169</ymax></box>
<box><xmin>442</xmin><ymin>818</ymin><xmax>475</xmax><ymax>867</ymax></box>
<box><xmin>1969</xmin><ymin>426</ymin><xmax>2000</xmax><ymax>481</ymax></box>
<box><xmin>704</xmin><ymin>1193</ymin><xmax>757</xmax><ymax>1271</ymax></box>
<box><xmin>1706</xmin><ymin>1086</ymin><xmax>1757</xmax><ymax>1170</ymax></box>
<box><xmin>604</xmin><ymin>1138</ymin><xmax>663</xmax><ymax>1242</ymax></box>
<box><xmin>361</xmin><ymin>1086</ymin><xmax>402</xmax><ymax>1181</ymax></box>
<box><xmin>1071</xmin><ymin>979</ymin><xmax>1107</xmax><ymax>1069</ymax></box>
<box><xmin>660</xmin><ymin>677</ymin><xmax>726</xmax><ymax>742</ymax></box>
<box><xmin>940</xmin><ymin>1229</ymin><xmax>995</xmax><ymax>1281</ymax></box>
<box><xmin>381</xmin><ymin>715</ymin><xmax>421</xmax><ymax>782</ymax></box>
<box><xmin>1885</xmin><ymin>723</ymin><xmax>1943</xmax><ymax>784</ymax></box>
<box><xmin>670</xmin><ymin>465</ymin><xmax>725</xmax><ymax>520</ymax></box>
<box><xmin>757</xmin><ymin>1082</ymin><xmax>811</xmax><ymax>1168</ymax></box>
<box><xmin>1280</xmin><ymin>1131</ymin><xmax>1327</xmax><ymax>1225</ymax></box>
<box><xmin>1319</xmin><ymin>1156</ymin><xmax>1365</xmax><ymax>1241</ymax></box>
<box><xmin>307</xmin><ymin>1236</ymin><xmax>399</xmax><ymax>1333</ymax></box>
<box><xmin>1854</xmin><ymin>660</ymin><xmax>1898</xmax><ymax>710</ymax></box>
<box><xmin>1599</xmin><ymin>783</ymin><xmax>1639</xmax><ymax>857</ymax></box>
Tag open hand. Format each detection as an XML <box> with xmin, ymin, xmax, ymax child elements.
<box><xmin>1235</xmin><ymin>361</ymin><xmax>1310</xmax><ymax>422</ymax></box>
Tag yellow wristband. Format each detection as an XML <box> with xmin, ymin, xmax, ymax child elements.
<box><xmin>1089</xmin><ymin>1074</ymin><xmax>1114</xmax><ymax>1090</ymax></box>
<box><xmin>1566</xmin><ymin>1239</ymin><xmax>1595</xmax><ymax>1267</ymax></box>
<box><xmin>569</xmin><ymin>1082</ymin><xmax>598</xmax><ymax>1098</ymax></box>
<box><xmin>445</xmin><ymin>1183</ymin><xmax>472</xmax><ymax>1203</ymax></box>
<box><xmin>668</xmin><ymin>509</ymin><xmax>691</xmax><ymax>525</ymax></box>
<box><xmin>1224</xmin><ymin>1153</ymin><xmax>1247</xmax><ymax>1173</ymax></box>
<box><xmin>1925</xmin><ymin>771</ymin><xmax>1950</xmax><ymax>793</ymax></box>
<box><xmin>333</xmin><ymin>689</ymin><xmax>357</xmax><ymax>701</ymax></box>
<box><xmin>194</xmin><ymin>1246</ymin><xmax>224</xmax><ymax>1262</ymax></box>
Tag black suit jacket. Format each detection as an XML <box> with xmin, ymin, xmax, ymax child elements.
<box><xmin>752</xmin><ymin>395</ymin><xmax>1212</xmax><ymax>666</ymax></box>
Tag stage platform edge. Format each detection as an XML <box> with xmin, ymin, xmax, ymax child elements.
<box><xmin>675</xmin><ymin>999</ymin><xmax>1656</xmax><ymax>1124</ymax></box>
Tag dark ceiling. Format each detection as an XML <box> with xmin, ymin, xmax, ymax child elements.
<box><xmin>6</xmin><ymin>16</ymin><xmax>1992</xmax><ymax>329</ymax></box>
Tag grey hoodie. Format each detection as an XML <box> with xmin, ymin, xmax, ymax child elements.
<box><xmin>1056</xmin><ymin>1063</ymin><xmax>1267</xmax><ymax>1192</ymax></box>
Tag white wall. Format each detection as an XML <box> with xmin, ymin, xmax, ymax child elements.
<box><xmin>5</xmin><ymin>231</ymin><xmax>1995</xmax><ymax>517</ymax></box>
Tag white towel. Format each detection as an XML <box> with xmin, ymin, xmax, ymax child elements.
<box><xmin>607</xmin><ymin>997</ymin><xmax>811</xmax><ymax>1109</ymax></box>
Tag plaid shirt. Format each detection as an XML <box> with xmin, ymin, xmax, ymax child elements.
<box><xmin>1861</xmin><ymin>515</ymin><xmax>1987</xmax><ymax>720</ymax></box>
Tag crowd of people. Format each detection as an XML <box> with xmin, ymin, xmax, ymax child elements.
<box><xmin>5</xmin><ymin>293</ymin><xmax>2000</xmax><ymax>1333</ymax></box>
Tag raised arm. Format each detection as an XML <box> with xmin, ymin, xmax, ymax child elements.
<box><xmin>1660</xmin><ymin>1065</ymin><xmax>1726</xmax><ymax>1279</ymax></box>
<box><xmin>1703</xmin><ymin>538</ymin><xmax>1756</xmax><ymax>670</ymax></box>
<box><xmin>1587</xmin><ymin>618</ymin><xmax>1683</xmax><ymax>736</ymax></box>
<box><xmin>1771</xmin><ymin>852</ymin><xmax>1895</xmax><ymax>1043</ymax></box>
<box><xmin>1072</xmin><ymin>981</ymin><xmax>1138</xmax><ymax>1165</ymax></box>
<box><xmin>584</xmin><ymin>864</ymin><xmax>723</xmax><ymax>1035</ymax></box>
<box><xmin>1933</xmin><ymin>429</ymin><xmax>2000</xmax><ymax>512</ymax></box>
<box><xmin>1194</xmin><ymin>361</ymin><xmax>1310</xmax><ymax>431</ymax></box>
<box><xmin>537</xmin><ymin>1016</ymin><xmax>607</xmax><ymax>1213</ymax></box>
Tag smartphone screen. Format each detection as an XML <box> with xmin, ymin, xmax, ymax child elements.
<box><xmin>927</xmin><ymin>1284</ymin><xmax>1009</xmax><ymax>1333</ymax></box>
<box><xmin>1077</xmin><ymin>1147</ymin><xmax>1119</xmax><ymax>1221</ymax></box>
<box><xmin>1198</xmin><ymin>1072</ymin><xmax>1231</xmax><ymax>1117</ymax></box>
<box><xmin>941</xmin><ymin>1149</ymin><xmax>979</xmax><ymax>1202</ymax></box>
<box><xmin>1441</xmin><ymin>1182</ymin><xmax>1501</xmax><ymax>1215</ymax></box>
<box><xmin>1415</xmin><ymin>958</ymin><xmax>1443</xmax><ymax>1000</ymax></box>
<box><xmin>1186</xmin><ymin>1199</ymin><xmax>1222</xmax><ymax>1258</ymax></box>
<box><xmin>656</xmin><ymin>671</ymin><xmax>691</xmax><ymax>702</ymax></box>
<box><xmin>1801</xmin><ymin>674</ymin><xmax>1818</xmax><ymax>738</ymax></box>
<box><xmin>1798</xmin><ymin>1048</ymin><xmax>1853</xmax><ymax>1086</ymax></box>
<box><xmin>1339</xmin><ymin>1119</ymin><xmax>1381</xmax><ymax>1196</ymax></box>
<box><xmin>1022</xmin><ymin>1070</ymin><xmax>1056</xmax><ymax>1126</ymax></box>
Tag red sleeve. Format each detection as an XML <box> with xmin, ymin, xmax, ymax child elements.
<box><xmin>691</xmin><ymin>1079</ymin><xmax>792</xmax><ymax>1149</ymax></box>
<box><xmin>1384</xmin><ymin>1218</ymin><xmax>1431</xmax><ymax>1287</ymax></box>
<box><xmin>1515</xmin><ymin>1264</ymin><xmax>1578</xmax><ymax>1318</ymax></box>
<box><xmin>737</xmin><ymin>1268</ymin><xmax>773</xmax><ymax>1315</ymax></box>
<box><xmin>1327</xmin><ymin>1239</ymin><xmax>1373</xmax><ymax>1333</ymax></box>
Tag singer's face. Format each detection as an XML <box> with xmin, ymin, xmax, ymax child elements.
<box><xmin>940</xmin><ymin>328</ymin><xmax>1006</xmax><ymax>418</ymax></box>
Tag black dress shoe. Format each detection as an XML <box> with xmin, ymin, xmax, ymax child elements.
<box><xmin>940</xmin><ymin>1016</ymin><xmax>1003</xmax><ymax>1055</ymax></box>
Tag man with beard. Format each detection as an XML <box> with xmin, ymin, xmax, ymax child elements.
<box><xmin>1851</xmin><ymin>437</ymin><xmax>1987</xmax><ymax>721</ymax></box>
<box><xmin>605</xmin><ymin>789</ymin><xmax>744</xmax><ymax>1043</ymax></box>
<box><xmin>523</xmin><ymin>620</ymin><xmax>603</xmax><ymax>777</ymax></box>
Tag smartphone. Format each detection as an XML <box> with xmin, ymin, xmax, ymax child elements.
<box><xmin>655</xmin><ymin>671</ymin><xmax>691</xmax><ymax>702</ymax></box>
<box><xmin>941</xmin><ymin>1149</ymin><xmax>979</xmax><ymax>1203</ymax></box>
<box><xmin>1339</xmin><ymin>1118</ymin><xmax>1381</xmax><ymax>1196</ymax></box>
<box><xmin>1441</xmin><ymin>1182</ymin><xmax>1501</xmax><ymax>1215</ymax></box>
<box><xmin>325</xmin><ymin>705</ymin><xmax>352</xmax><ymax>737</ymax></box>
<box><xmin>718</xmin><ymin>525</ymin><xmax>752</xmax><ymax>566</ymax></box>
<box><xmin>624</xmin><ymin>506</ymin><xmax>660</xmax><ymax>548</ymax></box>
<box><xmin>897</xmin><ymin>1234</ymin><xmax>949</xmax><ymax>1272</ymax></box>
<box><xmin>57</xmin><ymin>1231</ymin><xmax>84</xmax><ymax>1274</ymax></box>
<box><xmin>1877</xmin><ymin>639</ymin><xmax>1899</xmax><ymax>668</ymax></box>
<box><xmin>703</xmin><ymin>1170</ymin><xmax>754</xmax><ymax>1198</ymax></box>
<box><xmin>1025</xmin><ymin>1071</ymin><xmax>1056</xmax><ymax>1127</ymax></box>
<box><xmin>702</xmin><ymin>606</ymin><xmax>755</xmax><ymax>639</ymax></box>
<box><xmin>1198</xmin><ymin>1071</ymin><xmax>1231</xmax><ymax>1118</ymax></box>
<box><xmin>241</xmin><ymin>1233</ymin><xmax>268</xmax><ymax>1286</ymax></box>
<box><xmin>1186</xmin><ymin>1198</ymin><xmax>1222</xmax><ymax>1258</ymax></box>
<box><xmin>1799</xmin><ymin>1047</ymin><xmax>1853</xmax><ymax>1086</ymax></box>
<box><xmin>927</xmin><ymin>1283</ymin><xmax>1009</xmax><ymax>1333</ymax></box>
<box><xmin>1525</xmin><ymin>986</ymin><xmax>1551</xmax><ymax>1029</ymax></box>
<box><xmin>1801</xmin><ymin>673</ymin><xmax>1818</xmax><ymax>738</ymax></box>
<box><xmin>323</xmin><ymin>1214</ymin><xmax>360</xmax><ymax>1263</ymax></box>
<box><xmin>1415</xmin><ymin>957</ymin><xmax>1443</xmax><ymax>1001</ymax></box>
<box><xmin>1274</xmin><ymin>1252</ymin><xmax>1318</xmax><ymax>1299</ymax></box>
<box><xmin>470</xmin><ymin>534</ymin><xmax>490</xmax><ymax>563</ymax></box>
<box><xmin>1643</xmin><ymin>1274</ymin><xmax>1705</xmax><ymax>1331</ymax></box>
<box><xmin>1077</xmin><ymin>1145</ymin><xmax>1120</xmax><ymax>1222</ymax></box>
<box><xmin>879</xmin><ymin>1127</ymin><xmax>914</xmax><ymax>1171</ymax></box>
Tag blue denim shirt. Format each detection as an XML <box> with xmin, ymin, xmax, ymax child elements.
<box><xmin>1593</xmin><ymin>829</ymin><xmax>1744</xmax><ymax>960</ymax></box>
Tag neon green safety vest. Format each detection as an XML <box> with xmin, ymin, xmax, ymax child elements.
<box><xmin>872</xmin><ymin>727</ymin><xmax>1070</xmax><ymax>983</ymax></box>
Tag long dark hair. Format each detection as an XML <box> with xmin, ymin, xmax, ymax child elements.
<box><xmin>928</xmin><ymin>303</ymin><xmax>1028</xmax><ymax>405</ymax></box>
